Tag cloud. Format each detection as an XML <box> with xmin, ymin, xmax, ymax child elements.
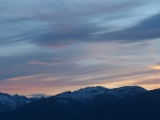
<box><xmin>28</xmin><ymin>58</ymin><xmax>72</xmax><ymax>66</ymax></box>
<box><xmin>0</xmin><ymin>0</ymin><xmax>156</xmax><ymax>47</ymax></box>
<box><xmin>134</xmin><ymin>79</ymin><xmax>160</xmax><ymax>85</ymax></box>
<box><xmin>32</xmin><ymin>13</ymin><xmax>160</xmax><ymax>47</ymax></box>
<box><xmin>29</xmin><ymin>94</ymin><xmax>49</xmax><ymax>98</ymax></box>
<box><xmin>150</xmin><ymin>63</ymin><xmax>160</xmax><ymax>70</ymax></box>
<box><xmin>101</xmin><ymin>13</ymin><xmax>160</xmax><ymax>41</ymax></box>
<box><xmin>33</xmin><ymin>25</ymin><xmax>103</xmax><ymax>47</ymax></box>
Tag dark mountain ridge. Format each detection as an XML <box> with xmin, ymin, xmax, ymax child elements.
<box><xmin>1</xmin><ymin>86</ymin><xmax>160</xmax><ymax>120</ymax></box>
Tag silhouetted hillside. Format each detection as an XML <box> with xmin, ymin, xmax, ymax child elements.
<box><xmin>1</xmin><ymin>86</ymin><xmax>160</xmax><ymax>120</ymax></box>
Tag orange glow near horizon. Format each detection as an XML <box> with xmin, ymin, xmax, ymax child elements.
<box><xmin>150</xmin><ymin>65</ymin><xmax>160</xmax><ymax>70</ymax></box>
<box><xmin>0</xmin><ymin>73</ymin><xmax>160</xmax><ymax>97</ymax></box>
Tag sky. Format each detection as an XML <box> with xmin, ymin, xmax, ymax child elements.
<box><xmin>0</xmin><ymin>0</ymin><xmax>160</xmax><ymax>97</ymax></box>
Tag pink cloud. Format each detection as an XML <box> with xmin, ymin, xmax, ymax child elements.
<box><xmin>28</xmin><ymin>59</ymin><xmax>72</xmax><ymax>66</ymax></box>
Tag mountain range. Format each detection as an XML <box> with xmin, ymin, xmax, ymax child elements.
<box><xmin>1</xmin><ymin>86</ymin><xmax>160</xmax><ymax>120</ymax></box>
<box><xmin>0</xmin><ymin>92</ymin><xmax>37</xmax><ymax>113</ymax></box>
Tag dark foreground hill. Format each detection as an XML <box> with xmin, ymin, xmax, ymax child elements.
<box><xmin>1</xmin><ymin>86</ymin><xmax>160</xmax><ymax>120</ymax></box>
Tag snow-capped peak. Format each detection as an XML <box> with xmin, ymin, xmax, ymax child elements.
<box><xmin>56</xmin><ymin>86</ymin><xmax>147</xmax><ymax>101</ymax></box>
<box><xmin>56</xmin><ymin>86</ymin><xmax>108</xmax><ymax>100</ymax></box>
<box><xmin>0</xmin><ymin>92</ymin><xmax>33</xmax><ymax>112</ymax></box>
<box><xmin>76</xmin><ymin>86</ymin><xmax>108</xmax><ymax>93</ymax></box>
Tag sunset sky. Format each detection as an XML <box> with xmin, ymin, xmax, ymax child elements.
<box><xmin>0</xmin><ymin>0</ymin><xmax>160</xmax><ymax>97</ymax></box>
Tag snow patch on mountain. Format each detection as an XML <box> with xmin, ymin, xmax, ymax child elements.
<box><xmin>56</xmin><ymin>86</ymin><xmax>108</xmax><ymax>100</ymax></box>
<box><xmin>56</xmin><ymin>86</ymin><xmax>147</xmax><ymax>101</ymax></box>
<box><xmin>0</xmin><ymin>93</ymin><xmax>33</xmax><ymax>112</ymax></box>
